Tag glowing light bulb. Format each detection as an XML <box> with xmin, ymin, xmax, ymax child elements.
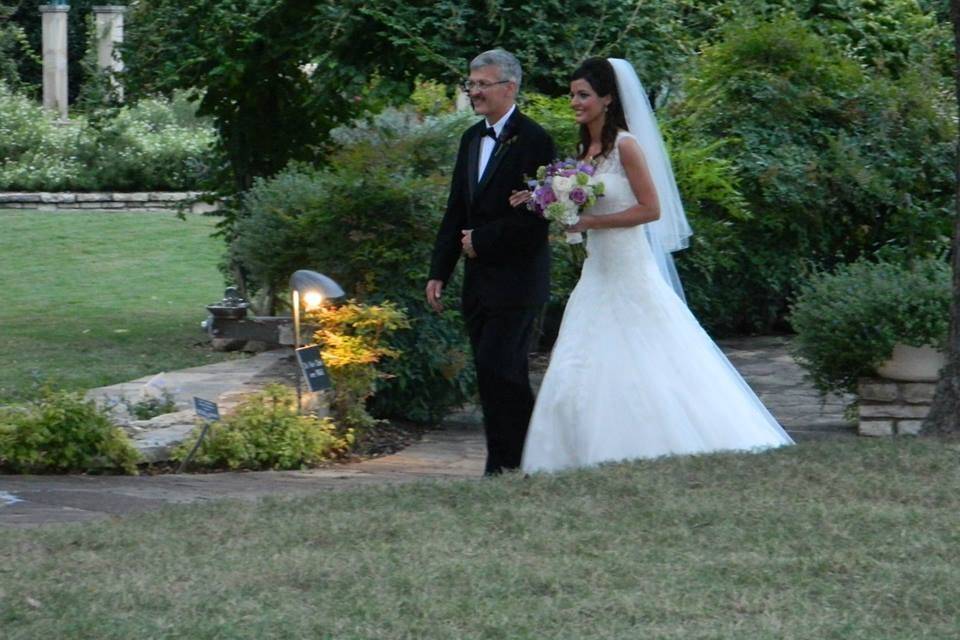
<box><xmin>302</xmin><ymin>290</ymin><xmax>323</xmax><ymax>311</ymax></box>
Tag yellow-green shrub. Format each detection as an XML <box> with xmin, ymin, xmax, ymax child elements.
<box><xmin>0</xmin><ymin>390</ymin><xmax>141</xmax><ymax>474</ymax></box>
<box><xmin>174</xmin><ymin>385</ymin><xmax>352</xmax><ymax>470</ymax></box>
<box><xmin>309</xmin><ymin>300</ymin><xmax>410</xmax><ymax>432</ymax></box>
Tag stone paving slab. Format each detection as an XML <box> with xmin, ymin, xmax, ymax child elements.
<box><xmin>85</xmin><ymin>350</ymin><xmax>291</xmax><ymax>411</ymax></box>
<box><xmin>0</xmin><ymin>336</ymin><xmax>855</xmax><ymax>528</ymax></box>
<box><xmin>0</xmin><ymin>427</ymin><xmax>484</xmax><ymax>528</ymax></box>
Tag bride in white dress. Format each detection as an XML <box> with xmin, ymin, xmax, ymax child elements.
<box><xmin>519</xmin><ymin>58</ymin><xmax>793</xmax><ymax>474</ymax></box>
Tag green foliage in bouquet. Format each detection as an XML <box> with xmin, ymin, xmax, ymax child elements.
<box><xmin>174</xmin><ymin>385</ymin><xmax>352</xmax><ymax>471</ymax></box>
<box><xmin>670</xmin><ymin>15</ymin><xmax>955</xmax><ymax>333</ymax></box>
<box><xmin>309</xmin><ymin>300</ymin><xmax>409</xmax><ymax>432</ymax></box>
<box><xmin>788</xmin><ymin>257</ymin><xmax>950</xmax><ymax>396</ymax></box>
<box><xmin>0</xmin><ymin>389</ymin><xmax>141</xmax><ymax>474</ymax></box>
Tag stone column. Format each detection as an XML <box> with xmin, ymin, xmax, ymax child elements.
<box><xmin>40</xmin><ymin>4</ymin><xmax>70</xmax><ymax>120</ymax></box>
<box><xmin>92</xmin><ymin>6</ymin><xmax>126</xmax><ymax>91</ymax></box>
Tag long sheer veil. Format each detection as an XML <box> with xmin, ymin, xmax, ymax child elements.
<box><xmin>608</xmin><ymin>58</ymin><xmax>692</xmax><ymax>302</ymax></box>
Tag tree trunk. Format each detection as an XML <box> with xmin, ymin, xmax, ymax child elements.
<box><xmin>922</xmin><ymin>0</ymin><xmax>960</xmax><ymax>434</ymax></box>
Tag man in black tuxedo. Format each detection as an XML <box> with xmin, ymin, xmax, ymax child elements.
<box><xmin>426</xmin><ymin>49</ymin><xmax>556</xmax><ymax>475</ymax></box>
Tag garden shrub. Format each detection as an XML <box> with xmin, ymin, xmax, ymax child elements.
<box><xmin>368</xmin><ymin>302</ymin><xmax>476</xmax><ymax>424</ymax></box>
<box><xmin>0</xmin><ymin>389</ymin><xmax>141</xmax><ymax>474</ymax></box>
<box><xmin>0</xmin><ymin>84</ymin><xmax>89</xmax><ymax>189</ymax></box>
<box><xmin>681</xmin><ymin>1</ymin><xmax>950</xmax><ymax>75</ymax></box>
<box><xmin>522</xmin><ymin>93</ymin><xmax>579</xmax><ymax>158</ymax></box>
<box><xmin>788</xmin><ymin>256</ymin><xmax>950</xmax><ymax>396</ymax></box>
<box><xmin>309</xmin><ymin>300</ymin><xmax>409</xmax><ymax>432</ymax></box>
<box><xmin>670</xmin><ymin>16</ymin><xmax>955</xmax><ymax>333</ymax></box>
<box><xmin>82</xmin><ymin>95</ymin><xmax>218</xmax><ymax>191</ymax></box>
<box><xmin>0</xmin><ymin>85</ymin><xmax>217</xmax><ymax>191</ymax></box>
<box><xmin>665</xmin><ymin>131</ymin><xmax>753</xmax><ymax>330</ymax></box>
<box><xmin>0</xmin><ymin>3</ymin><xmax>37</xmax><ymax>92</ymax></box>
<box><xmin>174</xmin><ymin>385</ymin><xmax>352</xmax><ymax>470</ymax></box>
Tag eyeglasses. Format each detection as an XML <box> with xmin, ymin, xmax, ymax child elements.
<box><xmin>461</xmin><ymin>79</ymin><xmax>511</xmax><ymax>92</ymax></box>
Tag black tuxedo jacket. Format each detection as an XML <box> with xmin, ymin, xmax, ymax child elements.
<box><xmin>429</xmin><ymin>109</ymin><xmax>556</xmax><ymax>308</ymax></box>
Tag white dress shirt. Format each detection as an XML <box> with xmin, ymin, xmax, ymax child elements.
<box><xmin>478</xmin><ymin>105</ymin><xmax>516</xmax><ymax>182</ymax></box>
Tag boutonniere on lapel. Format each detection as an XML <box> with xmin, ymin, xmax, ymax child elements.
<box><xmin>493</xmin><ymin>131</ymin><xmax>519</xmax><ymax>159</ymax></box>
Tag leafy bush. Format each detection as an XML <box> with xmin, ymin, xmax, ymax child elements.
<box><xmin>80</xmin><ymin>96</ymin><xmax>218</xmax><ymax>191</ymax></box>
<box><xmin>0</xmin><ymin>4</ymin><xmax>37</xmax><ymax>92</ymax></box>
<box><xmin>174</xmin><ymin>385</ymin><xmax>352</xmax><ymax>470</ymax></box>
<box><xmin>673</xmin><ymin>0</ymin><xmax>951</xmax><ymax>79</ymax></box>
<box><xmin>788</xmin><ymin>257</ymin><xmax>950</xmax><ymax>396</ymax></box>
<box><xmin>309</xmin><ymin>300</ymin><xmax>409</xmax><ymax>432</ymax></box>
<box><xmin>522</xmin><ymin>93</ymin><xmax>579</xmax><ymax>158</ymax></box>
<box><xmin>0</xmin><ymin>85</ymin><xmax>217</xmax><ymax>190</ymax></box>
<box><xmin>0</xmin><ymin>84</ymin><xmax>88</xmax><ymax>189</ymax></box>
<box><xmin>670</xmin><ymin>16</ymin><xmax>955</xmax><ymax>333</ymax></box>
<box><xmin>369</xmin><ymin>305</ymin><xmax>476</xmax><ymax>424</ymax></box>
<box><xmin>0</xmin><ymin>389</ymin><xmax>141</xmax><ymax>474</ymax></box>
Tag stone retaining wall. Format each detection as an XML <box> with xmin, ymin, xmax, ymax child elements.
<box><xmin>0</xmin><ymin>192</ymin><xmax>218</xmax><ymax>213</ymax></box>
<box><xmin>857</xmin><ymin>378</ymin><xmax>936</xmax><ymax>436</ymax></box>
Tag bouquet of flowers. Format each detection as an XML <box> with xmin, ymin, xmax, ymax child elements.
<box><xmin>527</xmin><ymin>159</ymin><xmax>604</xmax><ymax>244</ymax></box>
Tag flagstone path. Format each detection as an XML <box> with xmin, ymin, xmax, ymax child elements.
<box><xmin>0</xmin><ymin>336</ymin><xmax>854</xmax><ymax>528</ymax></box>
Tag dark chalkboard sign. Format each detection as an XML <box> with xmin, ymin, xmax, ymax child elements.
<box><xmin>193</xmin><ymin>397</ymin><xmax>220</xmax><ymax>422</ymax></box>
<box><xmin>296</xmin><ymin>345</ymin><xmax>332</xmax><ymax>392</ymax></box>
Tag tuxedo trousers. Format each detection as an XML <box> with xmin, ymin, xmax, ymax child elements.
<box><xmin>463</xmin><ymin>298</ymin><xmax>539</xmax><ymax>475</ymax></box>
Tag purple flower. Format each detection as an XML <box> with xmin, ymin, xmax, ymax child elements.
<box><xmin>569</xmin><ymin>186</ymin><xmax>588</xmax><ymax>206</ymax></box>
<box><xmin>535</xmin><ymin>186</ymin><xmax>557</xmax><ymax>209</ymax></box>
<box><xmin>577</xmin><ymin>162</ymin><xmax>595</xmax><ymax>176</ymax></box>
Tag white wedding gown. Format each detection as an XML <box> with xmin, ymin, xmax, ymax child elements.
<box><xmin>521</xmin><ymin>132</ymin><xmax>794</xmax><ymax>473</ymax></box>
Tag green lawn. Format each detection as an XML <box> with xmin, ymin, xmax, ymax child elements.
<box><xmin>0</xmin><ymin>210</ymin><xmax>238</xmax><ymax>403</ymax></box>
<box><xmin>2</xmin><ymin>438</ymin><xmax>959</xmax><ymax>639</ymax></box>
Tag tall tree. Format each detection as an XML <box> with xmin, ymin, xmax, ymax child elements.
<box><xmin>923</xmin><ymin>0</ymin><xmax>960</xmax><ymax>433</ymax></box>
<box><xmin>120</xmin><ymin>0</ymin><xmax>690</xmax><ymax>193</ymax></box>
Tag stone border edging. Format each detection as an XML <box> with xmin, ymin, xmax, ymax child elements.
<box><xmin>0</xmin><ymin>192</ymin><xmax>218</xmax><ymax>213</ymax></box>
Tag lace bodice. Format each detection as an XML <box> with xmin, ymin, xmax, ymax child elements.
<box><xmin>591</xmin><ymin>130</ymin><xmax>633</xmax><ymax>178</ymax></box>
<box><xmin>586</xmin><ymin>131</ymin><xmax>636</xmax><ymax>218</ymax></box>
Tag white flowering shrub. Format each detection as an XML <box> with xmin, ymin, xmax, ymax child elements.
<box><xmin>0</xmin><ymin>86</ymin><xmax>218</xmax><ymax>191</ymax></box>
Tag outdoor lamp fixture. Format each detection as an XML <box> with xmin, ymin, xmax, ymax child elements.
<box><xmin>289</xmin><ymin>269</ymin><xmax>345</xmax><ymax>349</ymax></box>
<box><xmin>289</xmin><ymin>270</ymin><xmax>345</xmax><ymax>409</ymax></box>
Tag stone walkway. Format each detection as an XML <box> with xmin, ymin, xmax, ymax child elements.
<box><xmin>0</xmin><ymin>336</ymin><xmax>853</xmax><ymax>528</ymax></box>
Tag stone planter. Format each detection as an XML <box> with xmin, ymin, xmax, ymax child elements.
<box><xmin>875</xmin><ymin>344</ymin><xmax>946</xmax><ymax>382</ymax></box>
<box><xmin>857</xmin><ymin>377</ymin><xmax>936</xmax><ymax>437</ymax></box>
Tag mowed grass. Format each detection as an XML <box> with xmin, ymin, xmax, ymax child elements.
<box><xmin>2</xmin><ymin>438</ymin><xmax>959</xmax><ymax>639</ymax></box>
<box><xmin>0</xmin><ymin>210</ymin><xmax>238</xmax><ymax>402</ymax></box>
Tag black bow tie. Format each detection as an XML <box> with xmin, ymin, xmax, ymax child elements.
<box><xmin>483</xmin><ymin>126</ymin><xmax>498</xmax><ymax>140</ymax></box>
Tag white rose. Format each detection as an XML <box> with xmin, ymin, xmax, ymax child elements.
<box><xmin>552</xmin><ymin>176</ymin><xmax>574</xmax><ymax>196</ymax></box>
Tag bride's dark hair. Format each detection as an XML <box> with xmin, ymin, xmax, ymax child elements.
<box><xmin>571</xmin><ymin>57</ymin><xmax>627</xmax><ymax>161</ymax></box>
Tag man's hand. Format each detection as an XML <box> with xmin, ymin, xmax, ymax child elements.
<box><xmin>425</xmin><ymin>279</ymin><xmax>445</xmax><ymax>312</ymax></box>
<box><xmin>509</xmin><ymin>189</ymin><xmax>532</xmax><ymax>208</ymax></box>
<box><xmin>461</xmin><ymin>229</ymin><xmax>477</xmax><ymax>258</ymax></box>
